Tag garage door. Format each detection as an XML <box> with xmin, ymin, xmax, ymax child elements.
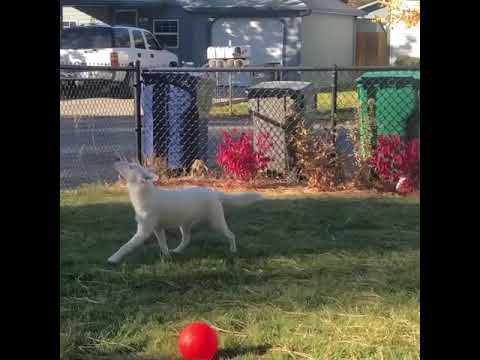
<box><xmin>211</xmin><ymin>18</ymin><xmax>285</xmax><ymax>65</ymax></box>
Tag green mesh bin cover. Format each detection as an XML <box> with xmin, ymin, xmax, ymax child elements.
<box><xmin>356</xmin><ymin>71</ymin><xmax>420</xmax><ymax>159</ymax></box>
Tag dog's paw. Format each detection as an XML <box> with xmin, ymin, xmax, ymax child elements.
<box><xmin>160</xmin><ymin>253</ymin><xmax>172</xmax><ymax>262</ymax></box>
<box><xmin>225</xmin><ymin>256</ymin><xmax>236</xmax><ymax>267</ymax></box>
<box><xmin>107</xmin><ymin>257</ymin><xmax>119</xmax><ymax>266</ymax></box>
<box><xmin>225</xmin><ymin>252</ymin><xmax>238</xmax><ymax>266</ymax></box>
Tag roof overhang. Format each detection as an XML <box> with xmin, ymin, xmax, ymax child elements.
<box><xmin>61</xmin><ymin>0</ymin><xmax>311</xmax><ymax>16</ymax></box>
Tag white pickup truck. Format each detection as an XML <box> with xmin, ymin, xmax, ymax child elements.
<box><xmin>60</xmin><ymin>25</ymin><xmax>178</xmax><ymax>91</ymax></box>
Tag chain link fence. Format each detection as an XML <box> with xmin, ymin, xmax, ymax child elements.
<box><xmin>60</xmin><ymin>64</ymin><xmax>420</xmax><ymax>190</ymax></box>
<box><xmin>60</xmin><ymin>65</ymin><xmax>138</xmax><ymax>189</ymax></box>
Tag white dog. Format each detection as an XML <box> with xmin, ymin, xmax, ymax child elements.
<box><xmin>107</xmin><ymin>161</ymin><xmax>263</xmax><ymax>264</ymax></box>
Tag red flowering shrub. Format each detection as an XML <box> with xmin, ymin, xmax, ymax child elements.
<box><xmin>367</xmin><ymin>135</ymin><xmax>420</xmax><ymax>193</ymax></box>
<box><xmin>217</xmin><ymin>130</ymin><xmax>272</xmax><ymax>181</ymax></box>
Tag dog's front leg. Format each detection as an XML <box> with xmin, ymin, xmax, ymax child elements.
<box><xmin>153</xmin><ymin>228</ymin><xmax>170</xmax><ymax>258</ymax></box>
<box><xmin>172</xmin><ymin>225</ymin><xmax>191</xmax><ymax>254</ymax></box>
<box><xmin>108</xmin><ymin>223</ymin><xmax>152</xmax><ymax>264</ymax></box>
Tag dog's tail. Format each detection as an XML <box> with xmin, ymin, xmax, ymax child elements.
<box><xmin>218</xmin><ymin>192</ymin><xmax>263</xmax><ymax>207</ymax></box>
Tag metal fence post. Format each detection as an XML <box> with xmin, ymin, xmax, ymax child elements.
<box><xmin>331</xmin><ymin>64</ymin><xmax>338</xmax><ymax>128</ymax></box>
<box><xmin>228</xmin><ymin>71</ymin><xmax>233</xmax><ymax>116</ymax></box>
<box><xmin>134</xmin><ymin>60</ymin><xmax>143</xmax><ymax>164</ymax></box>
<box><xmin>331</xmin><ymin>64</ymin><xmax>338</xmax><ymax>146</ymax></box>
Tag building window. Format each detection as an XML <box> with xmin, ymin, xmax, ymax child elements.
<box><xmin>153</xmin><ymin>19</ymin><xmax>179</xmax><ymax>48</ymax></box>
<box><xmin>62</xmin><ymin>21</ymin><xmax>77</xmax><ymax>29</ymax></box>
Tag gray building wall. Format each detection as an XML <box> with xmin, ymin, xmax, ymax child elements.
<box><xmin>76</xmin><ymin>6</ymin><xmax>302</xmax><ymax>67</ymax></box>
<box><xmin>301</xmin><ymin>13</ymin><xmax>355</xmax><ymax>67</ymax></box>
<box><xmin>282</xmin><ymin>17</ymin><xmax>303</xmax><ymax>66</ymax></box>
<box><xmin>77</xmin><ymin>6</ymin><xmax>111</xmax><ymax>24</ymax></box>
<box><xmin>136</xmin><ymin>7</ymin><xmax>205</xmax><ymax>65</ymax></box>
<box><xmin>63</xmin><ymin>6</ymin><xmax>105</xmax><ymax>26</ymax></box>
<box><xmin>209</xmin><ymin>16</ymin><xmax>302</xmax><ymax>66</ymax></box>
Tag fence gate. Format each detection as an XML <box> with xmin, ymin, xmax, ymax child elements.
<box><xmin>356</xmin><ymin>32</ymin><xmax>389</xmax><ymax>66</ymax></box>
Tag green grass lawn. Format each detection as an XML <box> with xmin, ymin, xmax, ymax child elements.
<box><xmin>208</xmin><ymin>91</ymin><xmax>359</xmax><ymax>117</ymax></box>
<box><xmin>60</xmin><ymin>187</ymin><xmax>419</xmax><ymax>360</ymax></box>
<box><xmin>316</xmin><ymin>91</ymin><xmax>359</xmax><ymax>113</ymax></box>
<box><xmin>209</xmin><ymin>101</ymin><xmax>250</xmax><ymax>117</ymax></box>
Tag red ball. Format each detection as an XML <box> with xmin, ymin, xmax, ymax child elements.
<box><xmin>178</xmin><ymin>322</ymin><xmax>219</xmax><ymax>360</ymax></box>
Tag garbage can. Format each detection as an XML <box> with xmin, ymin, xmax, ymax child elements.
<box><xmin>356</xmin><ymin>70</ymin><xmax>420</xmax><ymax>159</ymax></box>
<box><xmin>142</xmin><ymin>72</ymin><xmax>214</xmax><ymax>173</ymax></box>
<box><xmin>247</xmin><ymin>81</ymin><xmax>315</xmax><ymax>174</ymax></box>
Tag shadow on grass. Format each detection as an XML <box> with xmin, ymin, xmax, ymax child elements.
<box><xmin>61</xmin><ymin>197</ymin><xmax>420</xmax><ymax>265</ymax></box>
<box><xmin>60</xmin><ymin>195</ymin><xmax>419</xmax><ymax>359</ymax></box>
<box><xmin>68</xmin><ymin>344</ymin><xmax>271</xmax><ymax>360</ymax></box>
<box><xmin>60</xmin><ymin>196</ymin><xmax>420</xmax><ymax>305</ymax></box>
<box><xmin>217</xmin><ymin>344</ymin><xmax>271</xmax><ymax>359</ymax></box>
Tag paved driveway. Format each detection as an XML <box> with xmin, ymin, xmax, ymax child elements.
<box><xmin>60</xmin><ymin>99</ymin><xmax>355</xmax><ymax>189</ymax></box>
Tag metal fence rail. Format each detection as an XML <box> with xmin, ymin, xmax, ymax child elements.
<box><xmin>60</xmin><ymin>64</ymin><xmax>420</xmax><ymax>190</ymax></box>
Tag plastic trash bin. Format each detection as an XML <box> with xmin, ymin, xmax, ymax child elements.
<box><xmin>356</xmin><ymin>70</ymin><xmax>420</xmax><ymax>159</ymax></box>
<box><xmin>142</xmin><ymin>72</ymin><xmax>214</xmax><ymax>173</ymax></box>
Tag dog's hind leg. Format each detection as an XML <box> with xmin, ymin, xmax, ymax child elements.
<box><xmin>153</xmin><ymin>228</ymin><xmax>170</xmax><ymax>258</ymax></box>
<box><xmin>172</xmin><ymin>225</ymin><xmax>192</xmax><ymax>254</ymax></box>
<box><xmin>108</xmin><ymin>222</ymin><xmax>153</xmax><ymax>264</ymax></box>
<box><xmin>223</xmin><ymin>228</ymin><xmax>237</xmax><ymax>253</ymax></box>
<box><xmin>209</xmin><ymin>203</ymin><xmax>237</xmax><ymax>253</ymax></box>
